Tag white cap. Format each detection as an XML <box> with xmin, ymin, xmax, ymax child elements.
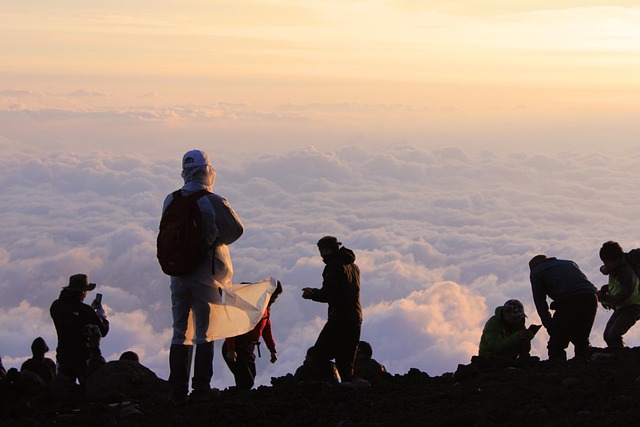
<box><xmin>182</xmin><ymin>150</ymin><xmax>211</xmax><ymax>169</ymax></box>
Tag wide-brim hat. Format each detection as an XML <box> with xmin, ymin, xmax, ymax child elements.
<box><xmin>317</xmin><ymin>236</ymin><xmax>342</xmax><ymax>248</ymax></box>
<box><xmin>64</xmin><ymin>274</ymin><xmax>96</xmax><ymax>291</ymax></box>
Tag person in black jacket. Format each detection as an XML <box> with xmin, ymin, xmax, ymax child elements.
<box><xmin>50</xmin><ymin>274</ymin><xmax>109</xmax><ymax>385</ymax></box>
<box><xmin>302</xmin><ymin>236</ymin><xmax>362</xmax><ymax>383</ymax></box>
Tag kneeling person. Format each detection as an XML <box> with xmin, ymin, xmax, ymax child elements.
<box><xmin>477</xmin><ymin>299</ymin><xmax>537</xmax><ymax>367</ymax></box>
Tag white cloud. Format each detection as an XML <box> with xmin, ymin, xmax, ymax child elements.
<box><xmin>1</xmin><ymin>142</ymin><xmax>639</xmax><ymax>388</ymax></box>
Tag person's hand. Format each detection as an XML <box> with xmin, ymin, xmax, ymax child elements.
<box><xmin>302</xmin><ymin>288</ymin><xmax>314</xmax><ymax>299</ymax></box>
<box><xmin>226</xmin><ymin>350</ymin><xmax>237</xmax><ymax>363</ymax></box>
<box><xmin>270</xmin><ymin>351</ymin><xmax>278</xmax><ymax>363</ymax></box>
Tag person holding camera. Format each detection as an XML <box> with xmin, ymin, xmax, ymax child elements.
<box><xmin>49</xmin><ymin>274</ymin><xmax>109</xmax><ymax>385</ymax></box>
<box><xmin>598</xmin><ymin>241</ymin><xmax>640</xmax><ymax>349</ymax></box>
<box><xmin>476</xmin><ymin>299</ymin><xmax>538</xmax><ymax>367</ymax></box>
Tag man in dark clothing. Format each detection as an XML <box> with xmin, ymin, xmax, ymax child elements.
<box><xmin>20</xmin><ymin>337</ymin><xmax>56</xmax><ymax>385</ymax></box>
<box><xmin>302</xmin><ymin>236</ymin><xmax>362</xmax><ymax>383</ymax></box>
<box><xmin>529</xmin><ymin>255</ymin><xmax>597</xmax><ymax>361</ymax></box>
<box><xmin>50</xmin><ymin>274</ymin><xmax>109</xmax><ymax>384</ymax></box>
<box><xmin>598</xmin><ymin>241</ymin><xmax>640</xmax><ymax>348</ymax></box>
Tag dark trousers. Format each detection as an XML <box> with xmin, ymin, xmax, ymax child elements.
<box><xmin>548</xmin><ymin>292</ymin><xmax>597</xmax><ymax>361</ymax></box>
<box><xmin>603</xmin><ymin>304</ymin><xmax>640</xmax><ymax>348</ymax></box>
<box><xmin>314</xmin><ymin>318</ymin><xmax>361</xmax><ymax>382</ymax></box>
<box><xmin>169</xmin><ymin>342</ymin><xmax>214</xmax><ymax>395</ymax></box>
<box><xmin>222</xmin><ymin>342</ymin><xmax>256</xmax><ymax>390</ymax></box>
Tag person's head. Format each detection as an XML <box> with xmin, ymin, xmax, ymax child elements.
<box><xmin>356</xmin><ymin>341</ymin><xmax>373</xmax><ymax>360</ymax></box>
<box><xmin>31</xmin><ymin>337</ymin><xmax>49</xmax><ymax>357</ymax></box>
<box><xmin>317</xmin><ymin>235</ymin><xmax>341</xmax><ymax>257</ymax></box>
<box><xmin>64</xmin><ymin>274</ymin><xmax>96</xmax><ymax>300</ymax></box>
<box><xmin>600</xmin><ymin>241</ymin><xmax>624</xmax><ymax>271</ymax></box>
<box><xmin>181</xmin><ymin>149</ymin><xmax>216</xmax><ymax>190</ymax></box>
<box><xmin>528</xmin><ymin>255</ymin><xmax>548</xmax><ymax>271</ymax></box>
<box><xmin>268</xmin><ymin>281</ymin><xmax>283</xmax><ymax>307</ymax></box>
<box><xmin>502</xmin><ymin>299</ymin><xmax>526</xmax><ymax>325</ymax></box>
<box><xmin>119</xmin><ymin>351</ymin><xmax>140</xmax><ymax>363</ymax></box>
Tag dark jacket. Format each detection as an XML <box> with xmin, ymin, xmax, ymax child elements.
<box><xmin>50</xmin><ymin>289</ymin><xmax>109</xmax><ymax>365</ymax></box>
<box><xmin>310</xmin><ymin>247</ymin><xmax>362</xmax><ymax>323</ymax></box>
<box><xmin>530</xmin><ymin>257</ymin><xmax>597</xmax><ymax>327</ymax></box>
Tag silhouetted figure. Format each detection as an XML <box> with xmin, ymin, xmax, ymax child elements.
<box><xmin>294</xmin><ymin>347</ymin><xmax>340</xmax><ymax>385</ymax></box>
<box><xmin>50</xmin><ymin>274</ymin><xmax>109</xmax><ymax>385</ymax></box>
<box><xmin>354</xmin><ymin>341</ymin><xmax>388</xmax><ymax>381</ymax></box>
<box><xmin>302</xmin><ymin>236</ymin><xmax>362</xmax><ymax>383</ymax></box>
<box><xmin>161</xmin><ymin>150</ymin><xmax>244</xmax><ymax>404</ymax></box>
<box><xmin>598</xmin><ymin>241</ymin><xmax>640</xmax><ymax>348</ymax></box>
<box><xmin>529</xmin><ymin>255</ymin><xmax>597</xmax><ymax>361</ymax></box>
<box><xmin>20</xmin><ymin>337</ymin><xmax>56</xmax><ymax>385</ymax></box>
<box><xmin>119</xmin><ymin>351</ymin><xmax>140</xmax><ymax>363</ymax></box>
<box><xmin>475</xmin><ymin>299</ymin><xmax>538</xmax><ymax>368</ymax></box>
<box><xmin>223</xmin><ymin>281</ymin><xmax>282</xmax><ymax>390</ymax></box>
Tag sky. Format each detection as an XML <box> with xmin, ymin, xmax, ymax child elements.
<box><xmin>1</xmin><ymin>1</ymin><xmax>640</xmax><ymax>388</ymax></box>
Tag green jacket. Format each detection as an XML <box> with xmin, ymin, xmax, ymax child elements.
<box><xmin>603</xmin><ymin>258</ymin><xmax>640</xmax><ymax>309</ymax></box>
<box><xmin>478</xmin><ymin>307</ymin><xmax>530</xmax><ymax>359</ymax></box>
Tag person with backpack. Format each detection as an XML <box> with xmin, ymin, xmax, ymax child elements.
<box><xmin>529</xmin><ymin>255</ymin><xmax>598</xmax><ymax>361</ymax></box>
<box><xmin>302</xmin><ymin>236</ymin><xmax>364</xmax><ymax>385</ymax></box>
<box><xmin>597</xmin><ymin>241</ymin><xmax>640</xmax><ymax>349</ymax></box>
<box><xmin>159</xmin><ymin>149</ymin><xmax>243</xmax><ymax>404</ymax></box>
<box><xmin>222</xmin><ymin>281</ymin><xmax>282</xmax><ymax>390</ymax></box>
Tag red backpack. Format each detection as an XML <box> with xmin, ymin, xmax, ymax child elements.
<box><xmin>157</xmin><ymin>189</ymin><xmax>211</xmax><ymax>276</ymax></box>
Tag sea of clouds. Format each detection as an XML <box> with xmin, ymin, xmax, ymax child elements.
<box><xmin>2</xmin><ymin>140</ymin><xmax>640</xmax><ymax>388</ymax></box>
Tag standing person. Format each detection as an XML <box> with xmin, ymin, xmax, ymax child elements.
<box><xmin>161</xmin><ymin>149</ymin><xmax>244</xmax><ymax>403</ymax></box>
<box><xmin>49</xmin><ymin>274</ymin><xmax>109</xmax><ymax>384</ymax></box>
<box><xmin>302</xmin><ymin>236</ymin><xmax>362</xmax><ymax>384</ymax></box>
<box><xmin>597</xmin><ymin>241</ymin><xmax>640</xmax><ymax>348</ymax></box>
<box><xmin>20</xmin><ymin>337</ymin><xmax>57</xmax><ymax>385</ymax></box>
<box><xmin>222</xmin><ymin>281</ymin><xmax>282</xmax><ymax>390</ymax></box>
<box><xmin>529</xmin><ymin>255</ymin><xmax>598</xmax><ymax>361</ymax></box>
<box><xmin>476</xmin><ymin>299</ymin><xmax>537</xmax><ymax>367</ymax></box>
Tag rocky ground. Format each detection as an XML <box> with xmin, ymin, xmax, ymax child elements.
<box><xmin>2</xmin><ymin>347</ymin><xmax>640</xmax><ymax>427</ymax></box>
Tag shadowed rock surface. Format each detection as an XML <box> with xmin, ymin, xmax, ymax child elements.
<box><xmin>1</xmin><ymin>347</ymin><xmax>639</xmax><ymax>426</ymax></box>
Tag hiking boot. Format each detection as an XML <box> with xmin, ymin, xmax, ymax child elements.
<box><xmin>189</xmin><ymin>388</ymin><xmax>220</xmax><ymax>403</ymax></box>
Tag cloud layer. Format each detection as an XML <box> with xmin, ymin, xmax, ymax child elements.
<box><xmin>2</xmin><ymin>142</ymin><xmax>640</xmax><ymax>387</ymax></box>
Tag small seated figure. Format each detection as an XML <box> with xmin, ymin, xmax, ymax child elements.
<box><xmin>294</xmin><ymin>346</ymin><xmax>340</xmax><ymax>385</ymax></box>
<box><xmin>20</xmin><ymin>337</ymin><xmax>57</xmax><ymax>385</ymax></box>
<box><xmin>353</xmin><ymin>341</ymin><xmax>389</xmax><ymax>382</ymax></box>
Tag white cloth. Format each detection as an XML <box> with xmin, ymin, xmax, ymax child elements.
<box><xmin>180</xmin><ymin>246</ymin><xmax>277</xmax><ymax>343</ymax></box>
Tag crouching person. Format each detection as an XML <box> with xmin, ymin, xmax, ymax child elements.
<box><xmin>475</xmin><ymin>299</ymin><xmax>538</xmax><ymax>368</ymax></box>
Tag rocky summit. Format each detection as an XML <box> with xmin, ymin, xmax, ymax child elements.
<box><xmin>2</xmin><ymin>347</ymin><xmax>640</xmax><ymax>427</ymax></box>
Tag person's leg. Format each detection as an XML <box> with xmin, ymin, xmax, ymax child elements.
<box><xmin>190</xmin><ymin>282</ymin><xmax>218</xmax><ymax>392</ymax></box>
<box><xmin>335</xmin><ymin>321</ymin><xmax>361</xmax><ymax>382</ymax></box>
<box><xmin>547</xmin><ymin>307</ymin><xmax>571</xmax><ymax>361</ymax></box>
<box><xmin>168</xmin><ymin>344</ymin><xmax>193</xmax><ymax>397</ymax></box>
<box><xmin>313</xmin><ymin>320</ymin><xmax>338</xmax><ymax>364</ymax></box>
<box><xmin>603</xmin><ymin>305</ymin><xmax>640</xmax><ymax>348</ymax></box>
<box><xmin>570</xmin><ymin>293</ymin><xmax>597</xmax><ymax>359</ymax></box>
<box><xmin>192</xmin><ymin>341</ymin><xmax>214</xmax><ymax>391</ymax></box>
<box><xmin>233</xmin><ymin>353</ymin><xmax>256</xmax><ymax>390</ymax></box>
